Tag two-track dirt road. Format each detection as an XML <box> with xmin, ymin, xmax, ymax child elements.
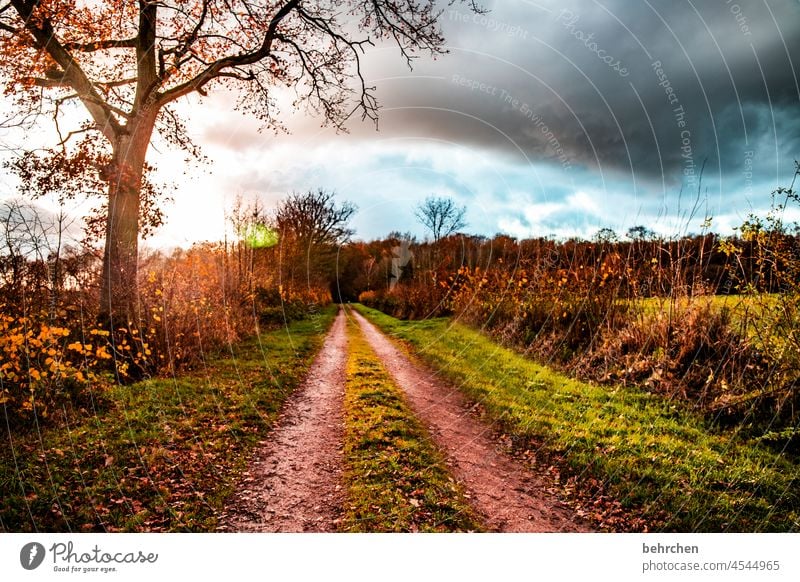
<box><xmin>219</xmin><ymin>307</ymin><xmax>589</xmax><ymax>532</ymax></box>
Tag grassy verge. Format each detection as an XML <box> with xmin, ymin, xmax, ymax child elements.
<box><xmin>341</xmin><ymin>313</ymin><xmax>482</xmax><ymax>532</ymax></box>
<box><xmin>0</xmin><ymin>307</ymin><xmax>337</xmax><ymax>532</ymax></box>
<box><xmin>353</xmin><ymin>304</ymin><xmax>800</xmax><ymax>532</ymax></box>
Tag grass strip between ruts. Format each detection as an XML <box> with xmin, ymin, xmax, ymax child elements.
<box><xmin>340</xmin><ymin>311</ymin><xmax>483</xmax><ymax>532</ymax></box>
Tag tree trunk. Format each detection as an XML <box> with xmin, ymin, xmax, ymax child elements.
<box><xmin>99</xmin><ymin>113</ymin><xmax>156</xmax><ymax>331</ymax></box>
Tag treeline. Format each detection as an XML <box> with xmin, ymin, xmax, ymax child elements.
<box><xmin>342</xmin><ymin>230</ymin><xmax>799</xmax><ymax>306</ymax></box>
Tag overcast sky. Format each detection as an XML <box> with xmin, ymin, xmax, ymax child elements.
<box><xmin>3</xmin><ymin>0</ymin><xmax>800</xmax><ymax>247</ymax></box>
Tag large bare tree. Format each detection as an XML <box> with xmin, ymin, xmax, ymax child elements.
<box><xmin>275</xmin><ymin>189</ymin><xmax>355</xmax><ymax>247</ymax></box>
<box><xmin>0</xmin><ymin>0</ymin><xmax>481</xmax><ymax>330</ymax></box>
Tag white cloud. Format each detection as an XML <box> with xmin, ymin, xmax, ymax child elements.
<box><xmin>566</xmin><ymin>190</ymin><xmax>599</xmax><ymax>214</ymax></box>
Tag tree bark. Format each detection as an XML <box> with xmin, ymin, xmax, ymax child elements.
<box><xmin>99</xmin><ymin>112</ymin><xmax>157</xmax><ymax>331</ymax></box>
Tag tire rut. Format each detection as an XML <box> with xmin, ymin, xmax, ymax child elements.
<box><xmin>218</xmin><ymin>309</ymin><xmax>347</xmax><ymax>532</ymax></box>
<box><xmin>351</xmin><ymin>309</ymin><xmax>590</xmax><ymax>532</ymax></box>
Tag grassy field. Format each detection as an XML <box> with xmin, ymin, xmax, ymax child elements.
<box><xmin>637</xmin><ymin>294</ymin><xmax>771</xmax><ymax>312</ymax></box>
<box><xmin>634</xmin><ymin>293</ymin><xmax>778</xmax><ymax>340</ymax></box>
<box><xmin>340</xmin><ymin>313</ymin><xmax>482</xmax><ymax>532</ymax></box>
<box><xmin>353</xmin><ymin>304</ymin><xmax>800</xmax><ymax>532</ymax></box>
<box><xmin>0</xmin><ymin>307</ymin><xmax>337</xmax><ymax>532</ymax></box>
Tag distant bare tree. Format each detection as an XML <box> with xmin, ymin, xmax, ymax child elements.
<box><xmin>414</xmin><ymin>196</ymin><xmax>467</xmax><ymax>243</ymax></box>
<box><xmin>626</xmin><ymin>225</ymin><xmax>656</xmax><ymax>241</ymax></box>
<box><xmin>593</xmin><ymin>227</ymin><xmax>618</xmax><ymax>244</ymax></box>
<box><xmin>274</xmin><ymin>189</ymin><xmax>356</xmax><ymax>292</ymax></box>
<box><xmin>275</xmin><ymin>189</ymin><xmax>356</xmax><ymax>247</ymax></box>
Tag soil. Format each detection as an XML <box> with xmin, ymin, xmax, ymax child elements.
<box><xmin>351</xmin><ymin>310</ymin><xmax>590</xmax><ymax>533</ymax></box>
<box><xmin>217</xmin><ymin>309</ymin><xmax>348</xmax><ymax>532</ymax></box>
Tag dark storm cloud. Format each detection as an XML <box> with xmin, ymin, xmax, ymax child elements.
<box><xmin>193</xmin><ymin>0</ymin><xmax>800</xmax><ymax>244</ymax></box>
<box><xmin>353</xmin><ymin>0</ymin><xmax>800</xmax><ymax>190</ymax></box>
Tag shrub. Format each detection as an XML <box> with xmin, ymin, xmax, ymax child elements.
<box><xmin>357</xmin><ymin>290</ymin><xmax>377</xmax><ymax>305</ymax></box>
<box><xmin>0</xmin><ymin>309</ymin><xmax>114</xmax><ymax>426</ymax></box>
<box><xmin>131</xmin><ymin>245</ymin><xmax>251</xmax><ymax>375</ymax></box>
<box><xmin>586</xmin><ymin>300</ymin><xmax>768</xmax><ymax>409</ymax></box>
<box><xmin>255</xmin><ymin>285</ymin><xmax>331</xmax><ymax>325</ymax></box>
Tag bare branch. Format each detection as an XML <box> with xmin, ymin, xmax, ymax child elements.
<box><xmin>63</xmin><ymin>38</ymin><xmax>137</xmax><ymax>52</ymax></box>
<box><xmin>157</xmin><ymin>0</ymin><xmax>301</xmax><ymax>106</ymax></box>
<box><xmin>33</xmin><ymin>76</ymin><xmax>71</xmax><ymax>88</ymax></box>
<box><xmin>161</xmin><ymin>0</ymin><xmax>209</xmax><ymax>64</ymax></box>
<box><xmin>97</xmin><ymin>77</ymin><xmax>138</xmax><ymax>90</ymax></box>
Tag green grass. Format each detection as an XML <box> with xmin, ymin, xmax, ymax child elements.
<box><xmin>341</xmin><ymin>313</ymin><xmax>482</xmax><ymax>532</ymax></box>
<box><xmin>353</xmin><ymin>303</ymin><xmax>800</xmax><ymax>532</ymax></box>
<box><xmin>0</xmin><ymin>307</ymin><xmax>337</xmax><ymax>532</ymax></box>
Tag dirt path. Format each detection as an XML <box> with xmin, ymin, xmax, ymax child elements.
<box><xmin>351</xmin><ymin>310</ymin><xmax>589</xmax><ymax>532</ymax></box>
<box><xmin>218</xmin><ymin>310</ymin><xmax>347</xmax><ymax>532</ymax></box>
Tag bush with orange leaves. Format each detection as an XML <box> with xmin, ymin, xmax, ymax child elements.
<box><xmin>357</xmin><ymin>290</ymin><xmax>378</xmax><ymax>305</ymax></box>
<box><xmin>0</xmin><ymin>310</ymin><xmax>114</xmax><ymax>426</ymax></box>
<box><xmin>134</xmin><ymin>243</ymin><xmax>333</xmax><ymax>376</ymax></box>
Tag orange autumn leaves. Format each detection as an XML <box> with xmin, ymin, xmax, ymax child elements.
<box><xmin>0</xmin><ymin>1</ymin><xmax>299</xmax><ymax>99</ymax></box>
<box><xmin>0</xmin><ymin>313</ymin><xmax>112</xmax><ymax>419</ymax></box>
<box><xmin>0</xmin><ymin>244</ymin><xmax>237</xmax><ymax>423</ymax></box>
<box><xmin>1</xmin><ymin>236</ymin><xmax>335</xmax><ymax>426</ymax></box>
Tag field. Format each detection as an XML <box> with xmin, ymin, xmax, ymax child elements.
<box><xmin>635</xmin><ymin>294</ymin><xmax>778</xmax><ymax>339</ymax></box>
